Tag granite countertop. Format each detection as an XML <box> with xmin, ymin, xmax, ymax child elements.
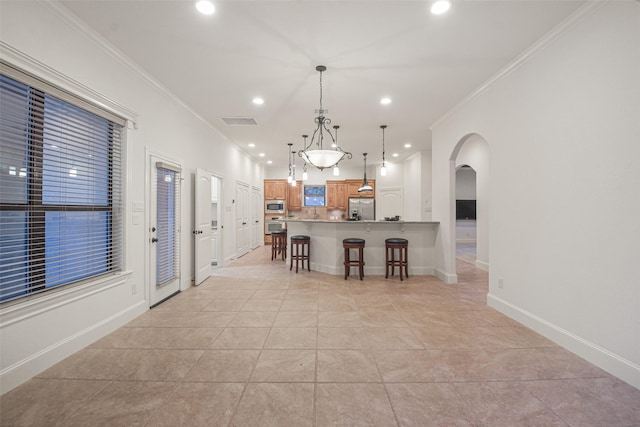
<box><xmin>280</xmin><ymin>218</ymin><xmax>439</xmax><ymax>224</ymax></box>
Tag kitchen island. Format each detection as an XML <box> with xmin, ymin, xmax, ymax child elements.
<box><xmin>283</xmin><ymin>219</ymin><xmax>439</xmax><ymax>277</ymax></box>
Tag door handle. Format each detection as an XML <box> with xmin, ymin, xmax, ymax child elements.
<box><xmin>192</xmin><ymin>230</ymin><xmax>203</xmax><ymax>235</ymax></box>
<box><xmin>242</xmin><ymin>222</ymin><xmax>247</xmax><ymax>225</ymax></box>
<box><xmin>151</xmin><ymin>237</ymin><xmax>158</xmax><ymax>243</ymax></box>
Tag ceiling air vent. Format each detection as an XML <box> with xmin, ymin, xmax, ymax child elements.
<box><xmin>220</xmin><ymin>116</ymin><xmax>258</xmax><ymax>126</ymax></box>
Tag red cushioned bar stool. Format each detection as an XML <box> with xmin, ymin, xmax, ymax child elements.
<box><xmin>343</xmin><ymin>238</ymin><xmax>365</xmax><ymax>280</ymax></box>
<box><xmin>271</xmin><ymin>230</ymin><xmax>287</xmax><ymax>261</ymax></box>
<box><xmin>290</xmin><ymin>235</ymin><xmax>311</xmax><ymax>273</ymax></box>
<box><xmin>385</xmin><ymin>238</ymin><xmax>409</xmax><ymax>281</ymax></box>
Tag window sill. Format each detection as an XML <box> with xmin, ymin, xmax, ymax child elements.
<box><xmin>0</xmin><ymin>271</ymin><xmax>133</xmax><ymax>327</ymax></box>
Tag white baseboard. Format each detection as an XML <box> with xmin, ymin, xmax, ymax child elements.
<box><xmin>488</xmin><ymin>294</ymin><xmax>640</xmax><ymax>390</ymax></box>
<box><xmin>475</xmin><ymin>259</ymin><xmax>489</xmax><ymax>271</ymax></box>
<box><xmin>435</xmin><ymin>268</ymin><xmax>457</xmax><ymax>284</ymax></box>
<box><xmin>0</xmin><ymin>301</ymin><xmax>147</xmax><ymax>395</ymax></box>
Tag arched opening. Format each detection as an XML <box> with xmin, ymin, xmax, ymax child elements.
<box><xmin>449</xmin><ymin>133</ymin><xmax>489</xmax><ymax>282</ymax></box>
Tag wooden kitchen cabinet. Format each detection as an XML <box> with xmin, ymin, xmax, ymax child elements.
<box><xmin>326</xmin><ymin>180</ymin><xmax>347</xmax><ymax>210</ymax></box>
<box><xmin>264</xmin><ymin>179</ymin><xmax>287</xmax><ymax>200</ymax></box>
<box><xmin>287</xmin><ymin>181</ymin><xmax>303</xmax><ymax>210</ymax></box>
<box><xmin>345</xmin><ymin>179</ymin><xmax>375</xmax><ymax>198</ymax></box>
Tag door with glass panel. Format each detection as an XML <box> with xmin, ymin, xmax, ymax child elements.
<box><xmin>149</xmin><ymin>156</ymin><xmax>181</xmax><ymax>306</ymax></box>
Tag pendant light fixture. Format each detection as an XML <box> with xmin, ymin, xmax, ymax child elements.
<box><xmin>301</xmin><ymin>135</ymin><xmax>309</xmax><ymax>181</ymax></box>
<box><xmin>287</xmin><ymin>143</ymin><xmax>293</xmax><ymax>183</ymax></box>
<box><xmin>380</xmin><ymin>125</ymin><xmax>388</xmax><ymax>177</ymax></box>
<box><xmin>332</xmin><ymin>125</ymin><xmax>341</xmax><ymax>176</ymax></box>
<box><xmin>358</xmin><ymin>153</ymin><xmax>373</xmax><ymax>193</ymax></box>
<box><xmin>298</xmin><ymin>65</ymin><xmax>352</xmax><ymax>170</ymax></box>
<box><xmin>291</xmin><ymin>146</ymin><xmax>297</xmax><ymax>187</ymax></box>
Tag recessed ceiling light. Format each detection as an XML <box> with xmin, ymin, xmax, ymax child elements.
<box><xmin>392</xmin><ymin>153</ymin><xmax>399</xmax><ymax>157</ymax></box>
<box><xmin>195</xmin><ymin>0</ymin><xmax>215</xmax><ymax>15</ymax></box>
<box><xmin>404</xmin><ymin>143</ymin><xmax>412</xmax><ymax>148</ymax></box>
<box><xmin>252</xmin><ymin>97</ymin><xmax>264</xmax><ymax>105</ymax></box>
<box><xmin>430</xmin><ymin>0</ymin><xmax>451</xmax><ymax>15</ymax></box>
<box><xmin>248</xmin><ymin>143</ymin><xmax>256</xmax><ymax>148</ymax></box>
<box><xmin>380</xmin><ymin>97</ymin><xmax>392</xmax><ymax>105</ymax></box>
<box><xmin>267</xmin><ymin>160</ymin><xmax>273</xmax><ymax>164</ymax></box>
<box><xmin>259</xmin><ymin>153</ymin><xmax>265</xmax><ymax>157</ymax></box>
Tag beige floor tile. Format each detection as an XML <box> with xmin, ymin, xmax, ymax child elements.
<box><xmin>526</xmin><ymin>377</ymin><xmax>640</xmax><ymax>426</ymax></box>
<box><xmin>36</xmin><ymin>348</ymin><xmax>144</xmax><ymax>380</ymax></box>
<box><xmin>146</xmin><ymin>382</ymin><xmax>244</xmax><ymax>427</ymax></box>
<box><xmin>250</xmin><ymin>350</ymin><xmax>316</xmax><ymax>382</ymax></box>
<box><xmin>117</xmin><ymin>349</ymin><xmax>204</xmax><ymax>381</ymax></box>
<box><xmin>183</xmin><ymin>349</ymin><xmax>260</xmax><ymax>382</ymax></box>
<box><xmin>211</xmin><ymin>327</ymin><xmax>269</xmax><ymax>349</ymax></box>
<box><xmin>454</xmin><ymin>381</ymin><xmax>566</xmax><ymax>426</ymax></box>
<box><xmin>0</xmin><ymin>378</ymin><xmax>109</xmax><ymax>427</ymax></box>
<box><xmin>227</xmin><ymin>311</ymin><xmax>277</xmax><ymax>327</ymax></box>
<box><xmin>373</xmin><ymin>349</ymin><xmax>449</xmax><ymax>382</ymax></box>
<box><xmin>273</xmin><ymin>311</ymin><xmax>318</xmax><ymax>327</ymax></box>
<box><xmin>4</xmin><ymin>247</ymin><xmax>636</xmax><ymax>427</ymax></box>
<box><xmin>317</xmin><ymin>349</ymin><xmax>381</xmax><ymax>382</ymax></box>
<box><xmin>263</xmin><ymin>327</ymin><xmax>317</xmax><ymax>349</ymax></box>
<box><xmin>318</xmin><ymin>311</ymin><xmax>363</xmax><ymax>327</ymax></box>
<box><xmin>60</xmin><ymin>381</ymin><xmax>177</xmax><ymax>427</ymax></box>
<box><xmin>318</xmin><ymin>327</ymin><xmax>369</xmax><ymax>349</ymax></box>
<box><xmin>231</xmin><ymin>383</ymin><xmax>314</xmax><ymax>427</ymax></box>
<box><xmin>241</xmin><ymin>298</ymin><xmax>283</xmax><ymax>311</ymax></box>
<box><xmin>386</xmin><ymin>383</ymin><xmax>478</xmax><ymax>426</ymax></box>
<box><xmin>315</xmin><ymin>383</ymin><xmax>398</xmax><ymax>427</ymax></box>
<box><xmin>202</xmin><ymin>298</ymin><xmax>247</xmax><ymax>311</ymax></box>
<box><xmin>363</xmin><ymin>327</ymin><xmax>423</xmax><ymax>349</ymax></box>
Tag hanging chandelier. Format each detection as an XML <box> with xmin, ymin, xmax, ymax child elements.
<box><xmin>298</xmin><ymin>65</ymin><xmax>352</xmax><ymax>170</ymax></box>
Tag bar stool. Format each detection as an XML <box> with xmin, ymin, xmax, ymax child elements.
<box><xmin>271</xmin><ymin>230</ymin><xmax>287</xmax><ymax>261</ymax></box>
<box><xmin>385</xmin><ymin>238</ymin><xmax>409</xmax><ymax>281</ymax></box>
<box><xmin>290</xmin><ymin>235</ymin><xmax>311</xmax><ymax>273</ymax></box>
<box><xmin>343</xmin><ymin>238</ymin><xmax>365</xmax><ymax>280</ymax></box>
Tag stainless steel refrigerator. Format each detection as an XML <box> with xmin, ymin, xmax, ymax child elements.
<box><xmin>348</xmin><ymin>198</ymin><xmax>375</xmax><ymax>220</ymax></box>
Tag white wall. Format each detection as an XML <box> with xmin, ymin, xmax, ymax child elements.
<box><xmin>431</xmin><ymin>2</ymin><xmax>640</xmax><ymax>389</ymax></box>
<box><xmin>455</xmin><ymin>167</ymin><xmax>476</xmax><ymax>199</ymax></box>
<box><xmin>0</xmin><ymin>1</ymin><xmax>263</xmax><ymax>393</ymax></box>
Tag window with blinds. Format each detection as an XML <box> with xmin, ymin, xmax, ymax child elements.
<box><xmin>0</xmin><ymin>66</ymin><xmax>124</xmax><ymax>304</ymax></box>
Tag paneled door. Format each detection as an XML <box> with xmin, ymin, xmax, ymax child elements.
<box><xmin>194</xmin><ymin>168</ymin><xmax>212</xmax><ymax>285</ymax></box>
<box><xmin>235</xmin><ymin>181</ymin><xmax>250</xmax><ymax>257</ymax></box>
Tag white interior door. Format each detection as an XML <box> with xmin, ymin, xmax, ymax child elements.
<box><xmin>194</xmin><ymin>168</ymin><xmax>212</xmax><ymax>285</ymax></box>
<box><xmin>379</xmin><ymin>187</ymin><xmax>404</xmax><ymax>219</ymax></box>
<box><xmin>235</xmin><ymin>181</ymin><xmax>250</xmax><ymax>257</ymax></box>
<box><xmin>149</xmin><ymin>155</ymin><xmax>182</xmax><ymax>306</ymax></box>
<box><xmin>250</xmin><ymin>186</ymin><xmax>261</xmax><ymax>249</ymax></box>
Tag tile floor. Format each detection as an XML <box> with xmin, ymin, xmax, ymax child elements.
<box><xmin>1</xmin><ymin>246</ymin><xmax>639</xmax><ymax>426</ymax></box>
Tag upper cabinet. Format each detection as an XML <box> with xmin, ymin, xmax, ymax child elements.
<box><xmin>264</xmin><ymin>179</ymin><xmax>287</xmax><ymax>200</ymax></box>
<box><xmin>326</xmin><ymin>180</ymin><xmax>347</xmax><ymax>210</ymax></box>
<box><xmin>287</xmin><ymin>181</ymin><xmax>303</xmax><ymax>210</ymax></box>
<box><xmin>345</xmin><ymin>179</ymin><xmax>375</xmax><ymax>198</ymax></box>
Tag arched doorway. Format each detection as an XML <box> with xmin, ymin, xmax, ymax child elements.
<box><xmin>449</xmin><ymin>134</ymin><xmax>489</xmax><ymax>281</ymax></box>
<box><xmin>455</xmin><ymin>165</ymin><xmax>477</xmax><ymax>265</ymax></box>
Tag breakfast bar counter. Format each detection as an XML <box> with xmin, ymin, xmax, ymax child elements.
<box><xmin>282</xmin><ymin>219</ymin><xmax>439</xmax><ymax>277</ymax></box>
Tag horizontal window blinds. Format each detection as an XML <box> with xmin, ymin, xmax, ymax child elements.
<box><xmin>155</xmin><ymin>165</ymin><xmax>181</xmax><ymax>287</ymax></box>
<box><xmin>0</xmin><ymin>71</ymin><xmax>124</xmax><ymax>303</ymax></box>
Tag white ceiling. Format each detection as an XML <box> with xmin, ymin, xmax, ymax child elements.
<box><xmin>60</xmin><ymin>0</ymin><xmax>584</xmax><ymax>169</ymax></box>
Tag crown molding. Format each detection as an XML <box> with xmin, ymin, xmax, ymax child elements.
<box><xmin>37</xmin><ymin>0</ymin><xmax>237</xmax><ymax>145</ymax></box>
<box><xmin>430</xmin><ymin>0</ymin><xmax>606</xmax><ymax>130</ymax></box>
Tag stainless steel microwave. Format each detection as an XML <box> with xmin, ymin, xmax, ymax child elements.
<box><xmin>265</xmin><ymin>200</ymin><xmax>285</xmax><ymax>214</ymax></box>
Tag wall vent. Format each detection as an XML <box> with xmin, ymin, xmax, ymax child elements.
<box><xmin>220</xmin><ymin>116</ymin><xmax>258</xmax><ymax>126</ymax></box>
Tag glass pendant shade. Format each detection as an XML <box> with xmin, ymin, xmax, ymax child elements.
<box><xmin>333</xmin><ymin>165</ymin><xmax>340</xmax><ymax>176</ymax></box>
<box><xmin>380</xmin><ymin>165</ymin><xmax>387</xmax><ymax>176</ymax></box>
<box><xmin>300</xmin><ymin>149</ymin><xmax>347</xmax><ymax>170</ymax></box>
<box><xmin>302</xmin><ymin>170</ymin><xmax>309</xmax><ymax>181</ymax></box>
